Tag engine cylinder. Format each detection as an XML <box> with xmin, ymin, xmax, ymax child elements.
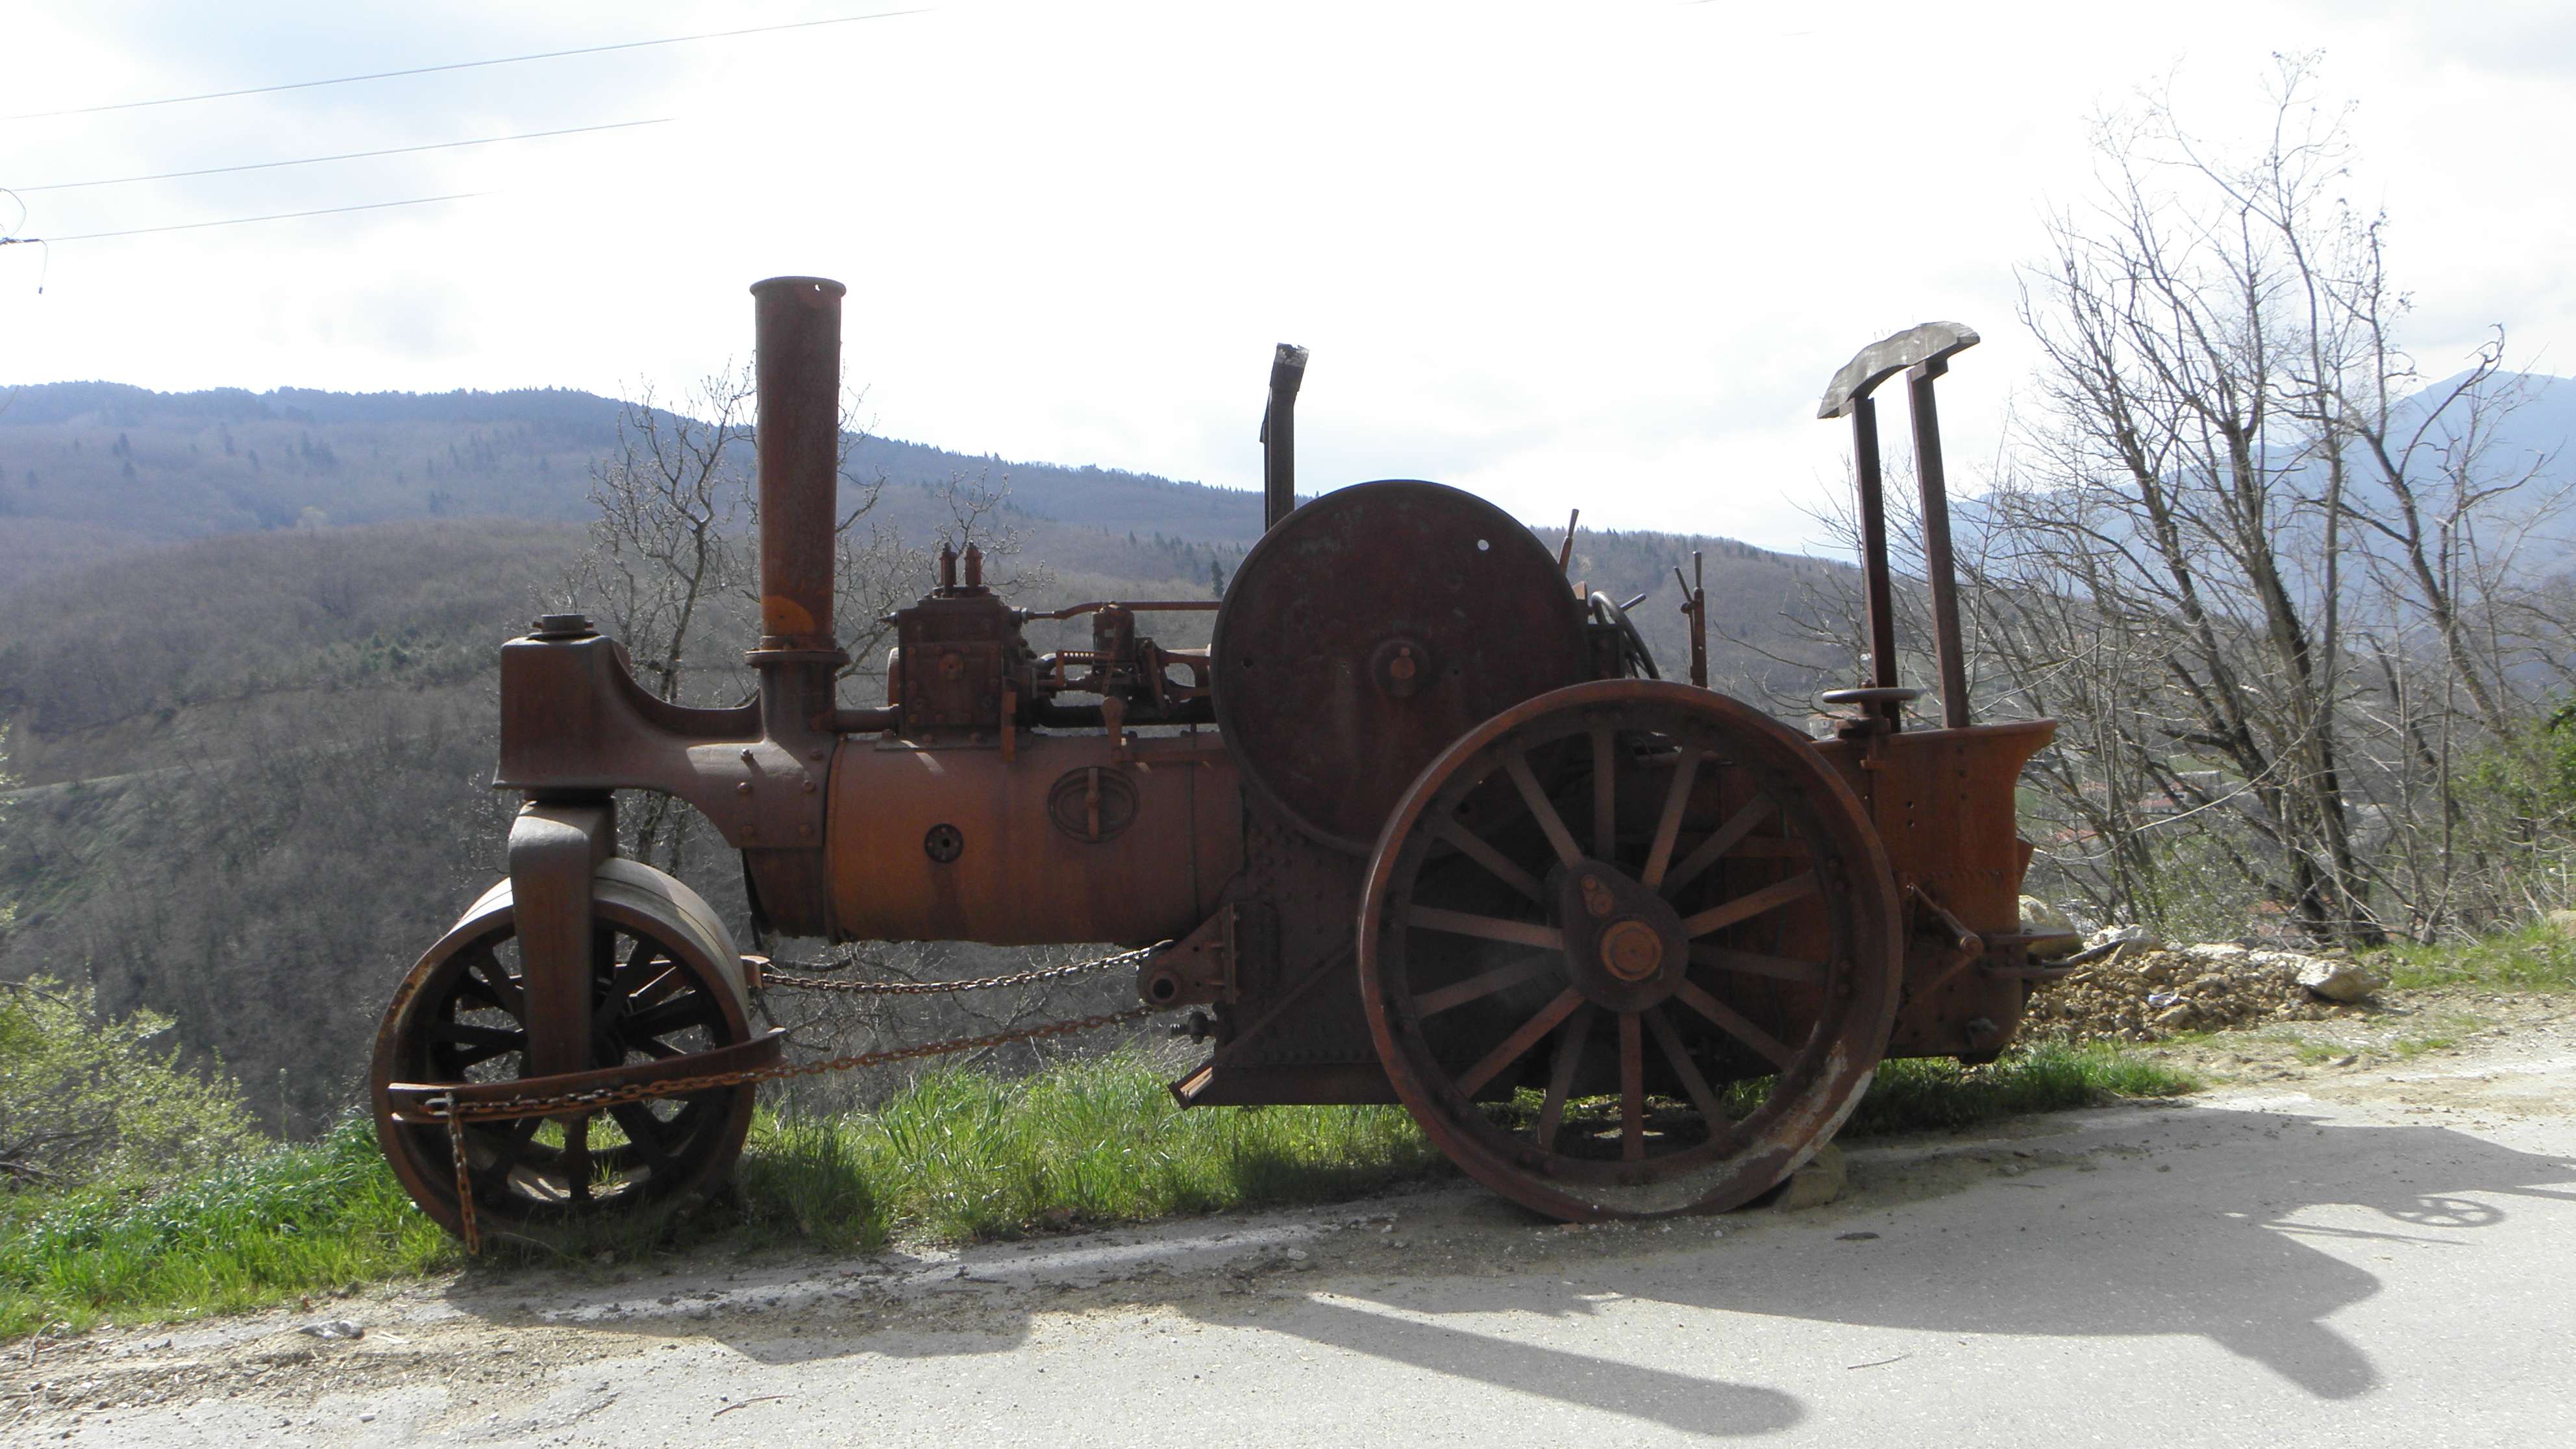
<box><xmin>827</xmin><ymin>732</ymin><xmax>1241</xmax><ymax>945</ymax></box>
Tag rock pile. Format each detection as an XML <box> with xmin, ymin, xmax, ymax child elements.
<box><xmin>2021</xmin><ymin>937</ymin><xmax>2387</xmax><ymax>1043</ymax></box>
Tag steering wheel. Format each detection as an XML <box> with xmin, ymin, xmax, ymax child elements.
<box><xmin>1588</xmin><ymin>591</ymin><xmax>1659</xmax><ymax>679</ymax></box>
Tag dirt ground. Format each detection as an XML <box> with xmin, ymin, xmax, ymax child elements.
<box><xmin>5</xmin><ymin>987</ymin><xmax>2570</xmax><ymax>1446</ymax></box>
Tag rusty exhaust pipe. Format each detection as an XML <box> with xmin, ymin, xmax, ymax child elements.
<box><xmin>749</xmin><ymin>276</ymin><xmax>850</xmax><ymax>734</ymax></box>
<box><xmin>1260</xmin><ymin>343</ymin><xmax>1308</xmax><ymax>531</ymax></box>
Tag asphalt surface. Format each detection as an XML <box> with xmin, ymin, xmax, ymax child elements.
<box><xmin>12</xmin><ymin>1021</ymin><xmax>2574</xmax><ymax>1447</ymax></box>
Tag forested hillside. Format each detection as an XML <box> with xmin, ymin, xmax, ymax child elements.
<box><xmin>0</xmin><ymin>382</ymin><xmax>1269</xmax><ymax>594</ymax></box>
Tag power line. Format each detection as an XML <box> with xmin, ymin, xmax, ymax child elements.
<box><xmin>16</xmin><ymin>117</ymin><xmax>672</xmax><ymax>193</ymax></box>
<box><xmin>6</xmin><ymin>8</ymin><xmax>930</xmax><ymax>122</ymax></box>
<box><xmin>2</xmin><ymin>192</ymin><xmax>488</xmax><ymax>245</ymax></box>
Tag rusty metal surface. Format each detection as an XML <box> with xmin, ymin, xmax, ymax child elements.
<box><xmin>369</xmin><ymin>857</ymin><xmax>758</xmax><ymax>1244</ymax></box>
<box><xmin>1821</xmin><ymin>322</ymin><xmax>1983</xmax><ymax>732</ymax></box>
<box><xmin>1815</xmin><ymin>719</ymin><xmax>2055</xmax><ymax>1059</ymax></box>
<box><xmin>827</xmin><ymin>728</ymin><xmax>1240</xmax><ymax>945</ymax></box>
<box><xmin>384</xmin><ymin>1032</ymin><xmax>787</xmax><ymax>1123</ymax></box>
<box><xmin>1212</xmin><ymin>480</ymin><xmax>1592</xmax><ymax>854</ymax></box>
<box><xmin>1354</xmin><ymin>678</ymin><xmax>1903</xmax><ymax>1220</ymax></box>
<box><xmin>749</xmin><ymin>277</ymin><xmax>847</xmax><ymax>654</ymax></box>
<box><xmin>1906</xmin><ymin>360</ymin><xmax>1972</xmax><ymax>728</ymax></box>
<box><xmin>377</xmin><ymin>279</ymin><xmax>2071</xmax><ymax>1237</ymax></box>
<box><xmin>1847</xmin><ymin>396</ymin><xmax>1903</xmax><ymax>720</ymax></box>
<box><xmin>1260</xmin><ymin>343</ymin><xmax>1308</xmax><ymax>530</ymax></box>
<box><xmin>505</xmin><ymin>801</ymin><xmax>616</xmax><ymax>1080</ymax></box>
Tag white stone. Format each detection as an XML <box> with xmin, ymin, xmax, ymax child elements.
<box><xmin>2085</xmin><ymin>924</ymin><xmax>2166</xmax><ymax>953</ymax></box>
<box><xmin>1775</xmin><ymin>1145</ymin><xmax>1848</xmax><ymax>1210</ymax></box>
<box><xmin>2287</xmin><ymin>956</ymin><xmax>2388</xmax><ymax>1003</ymax></box>
<box><xmin>2019</xmin><ymin>896</ymin><xmax>2079</xmax><ymax>935</ymax></box>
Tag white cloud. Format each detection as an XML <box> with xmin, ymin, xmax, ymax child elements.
<box><xmin>3</xmin><ymin>0</ymin><xmax>2568</xmax><ymax>552</ymax></box>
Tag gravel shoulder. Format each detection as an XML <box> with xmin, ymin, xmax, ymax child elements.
<box><xmin>9</xmin><ymin>991</ymin><xmax>2573</xmax><ymax>1447</ymax></box>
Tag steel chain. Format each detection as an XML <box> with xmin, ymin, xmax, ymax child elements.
<box><xmin>758</xmin><ymin>939</ymin><xmax>1167</xmax><ymax>997</ymax></box>
<box><xmin>428</xmin><ymin>940</ymin><xmax>1172</xmax><ymax>1252</ymax></box>
<box><xmin>438</xmin><ymin>1096</ymin><xmax>480</xmax><ymax>1256</ymax></box>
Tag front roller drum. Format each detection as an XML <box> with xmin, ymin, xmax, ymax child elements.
<box><xmin>1357</xmin><ymin>679</ymin><xmax>1903</xmax><ymax>1220</ymax></box>
<box><xmin>369</xmin><ymin>858</ymin><xmax>761</xmax><ymax>1245</ymax></box>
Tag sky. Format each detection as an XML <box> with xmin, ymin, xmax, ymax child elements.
<box><xmin>4</xmin><ymin>0</ymin><xmax>2573</xmax><ymax>554</ymax></box>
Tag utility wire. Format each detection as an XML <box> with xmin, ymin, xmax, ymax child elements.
<box><xmin>6</xmin><ymin>8</ymin><xmax>930</xmax><ymax>122</ymax></box>
<box><xmin>16</xmin><ymin>117</ymin><xmax>671</xmax><ymax>192</ymax></box>
<box><xmin>1</xmin><ymin>192</ymin><xmax>487</xmax><ymax>245</ymax></box>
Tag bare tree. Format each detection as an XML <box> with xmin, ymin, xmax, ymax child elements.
<box><xmin>562</xmin><ymin>365</ymin><xmax>904</xmax><ymax>872</ymax></box>
<box><xmin>1937</xmin><ymin>56</ymin><xmax>2573</xmax><ymax>945</ymax></box>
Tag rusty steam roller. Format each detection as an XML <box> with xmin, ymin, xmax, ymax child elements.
<box><xmin>369</xmin><ymin>277</ymin><xmax>2062</xmax><ymax>1245</ymax></box>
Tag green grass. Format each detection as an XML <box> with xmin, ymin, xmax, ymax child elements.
<box><xmin>0</xmin><ymin>1041</ymin><xmax>2197</xmax><ymax>1339</ymax></box>
<box><xmin>0</xmin><ymin>1115</ymin><xmax>455</xmax><ymax>1341</ymax></box>
<box><xmin>1837</xmin><ymin>1039</ymin><xmax>2201</xmax><ymax>1137</ymax></box>
<box><xmin>2381</xmin><ymin>924</ymin><xmax>2576</xmax><ymax>993</ymax></box>
<box><xmin>726</xmin><ymin>1055</ymin><xmax>1447</xmax><ymax>1250</ymax></box>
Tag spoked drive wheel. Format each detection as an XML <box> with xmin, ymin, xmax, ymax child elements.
<box><xmin>1358</xmin><ymin>679</ymin><xmax>1900</xmax><ymax>1219</ymax></box>
<box><xmin>369</xmin><ymin>859</ymin><xmax>758</xmax><ymax>1245</ymax></box>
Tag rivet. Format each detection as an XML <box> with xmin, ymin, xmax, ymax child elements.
<box><xmin>736</xmin><ymin>781</ymin><xmax>753</xmax><ymax>795</ymax></box>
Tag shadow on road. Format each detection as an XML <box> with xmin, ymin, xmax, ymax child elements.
<box><xmin>1257</xmin><ymin>1109</ymin><xmax>2576</xmax><ymax>1407</ymax></box>
<box><xmin>442</xmin><ymin>1104</ymin><xmax>2576</xmax><ymax>1435</ymax></box>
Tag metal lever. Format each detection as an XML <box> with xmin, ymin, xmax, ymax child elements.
<box><xmin>1259</xmin><ymin>343</ymin><xmax>1309</xmax><ymax>531</ymax></box>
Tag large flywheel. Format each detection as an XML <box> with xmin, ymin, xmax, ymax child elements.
<box><xmin>1357</xmin><ymin>680</ymin><xmax>1902</xmax><ymax>1219</ymax></box>
<box><xmin>1213</xmin><ymin>480</ymin><xmax>1592</xmax><ymax>853</ymax></box>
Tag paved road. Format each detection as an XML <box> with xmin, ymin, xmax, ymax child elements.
<box><xmin>14</xmin><ymin>1024</ymin><xmax>2575</xmax><ymax>1447</ymax></box>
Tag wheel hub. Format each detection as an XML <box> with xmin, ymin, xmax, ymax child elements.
<box><xmin>1552</xmin><ymin>860</ymin><xmax>1689</xmax><ymax>1011</ymax></box>
<box><xmin>1598</xmin><ymin>919</ymin><xmax>1665</xmax><ymax>982</ymax></box>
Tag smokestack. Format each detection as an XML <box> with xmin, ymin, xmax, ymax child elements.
<box><xmin>750</xmin><ymin>276</ymin><xmax>845</xmax><ymax>652</ymax></box>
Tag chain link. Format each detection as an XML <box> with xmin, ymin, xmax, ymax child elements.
<box><xmin>424</xmin><ymin>940</ymin><xmax>1172</xmax><ymax>1252</ymax></box>
<box><xmin>758</xmin><ymin>939</ymin><xmax>1167</xmax><ymax>997</ymax></box>
<box><xmin>438</xmin><ymin>1096</ymin><xmax>480</xmax><ymax>1256</ymax></box>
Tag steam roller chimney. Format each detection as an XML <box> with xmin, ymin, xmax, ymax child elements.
<box><xmin>749</xmin><ymin>276</ymin><xmax>850</xmax><ymax>734</ymax></box>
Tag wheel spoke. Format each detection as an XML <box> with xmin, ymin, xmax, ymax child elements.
<box><xmin>1639</xmin><ymin>746</ymin><xmax>1703</xmax><ymax>889</ymax></box>
<box><xmin>614</xmin><ymin>934</ymin><xmax>663</xmax><ymax>993</ymax></box>
<box><xmin>607</xmin><ymin>1102</ymin><xmax>678</xmax><ymax>1172</ymax></box>
<box><xmin>626</xmin><ymin>992</ymin><xmax>715</xmax><ymax>1043</ymax></box>
<box><xmin>430</xmin><ymin>1021</ymin><xmax>525</xmax><ymax>1069</ymax></box>
<box><xmin>626</xmin><ymin>964</ymin><xmax>687</xmax><ymax>1011</ymax></box>
<box><xmin>1433</xmin><ymin>819</ymin><xmax>1546</xmax><ymax>904</ymax></box>
<box><xmin>1505</xmin><ymin>750</ymin><xmax>1585</xmax><ymax>869</ymax></box>
<box><xmin>1659</xmin><ymin>798</ymin><xmax>1776</xmax><ymax>898</ymax></box>
<box><xmin>431</xmin><ymin>1021</ymin><xmax>523</xmax><ymax>1052</ymax></box>
<box><xmin>479</xmin><ymin>1116</ymin><xmax>545</xmax><ymax>1173</ymax></box>
<box><xmin>1671</xmin><ymin>979</ymin><xmax>1796</xmax><ymax>1071</ymax></box>
<box><xmin>1535</xmin><ymin>1004</ymin><xmax>1594</xmax><ymax>1152</ymax></box>
<box><xmin>1618</xmin><ymin>1010</ymin><xmax>1645</xmax><ymax>1163</ymax></box>
<box><xmin>1679</xmin><ymin>871</ymin><xmax>1817</xmax><ymax>938</ymax></box>
<box><xmin>564</xmin><ymin>1112</ymin><xmax>593</xmax><ymax>1206</ymax></box>
<box><xmin>1408</xmin><ymin>906</ymin><xmax>1564</xmax><ymax>952</ymax></box>
<box><xmin>1415</xmin><ymin>955</ymin><xmax>1555</xmax><ymax>1016</ymax></box>
<box><xmin>458</xmin><ymin>947</ymin><xmax>524</xmax><ymax>1017</ymax></box>
<box><xmin>1592</xmin><ymin>725</ymin><xmax>1618</xmax><ymax>861</ymax></box>
<box><xmin>1642</xmin><ymin>1004</ymin><xmax>1729</xmax><ymax>1134</ymax></box>
<box><xmin>1455</xmin><ymin>989</ymin><xmax>1584</xmax><ymax>1097</ymax></box>
<box><xmin>1687</xmin><ymin>945</ymin><xmax>1827</xmax><ymax>985</ymax></box>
